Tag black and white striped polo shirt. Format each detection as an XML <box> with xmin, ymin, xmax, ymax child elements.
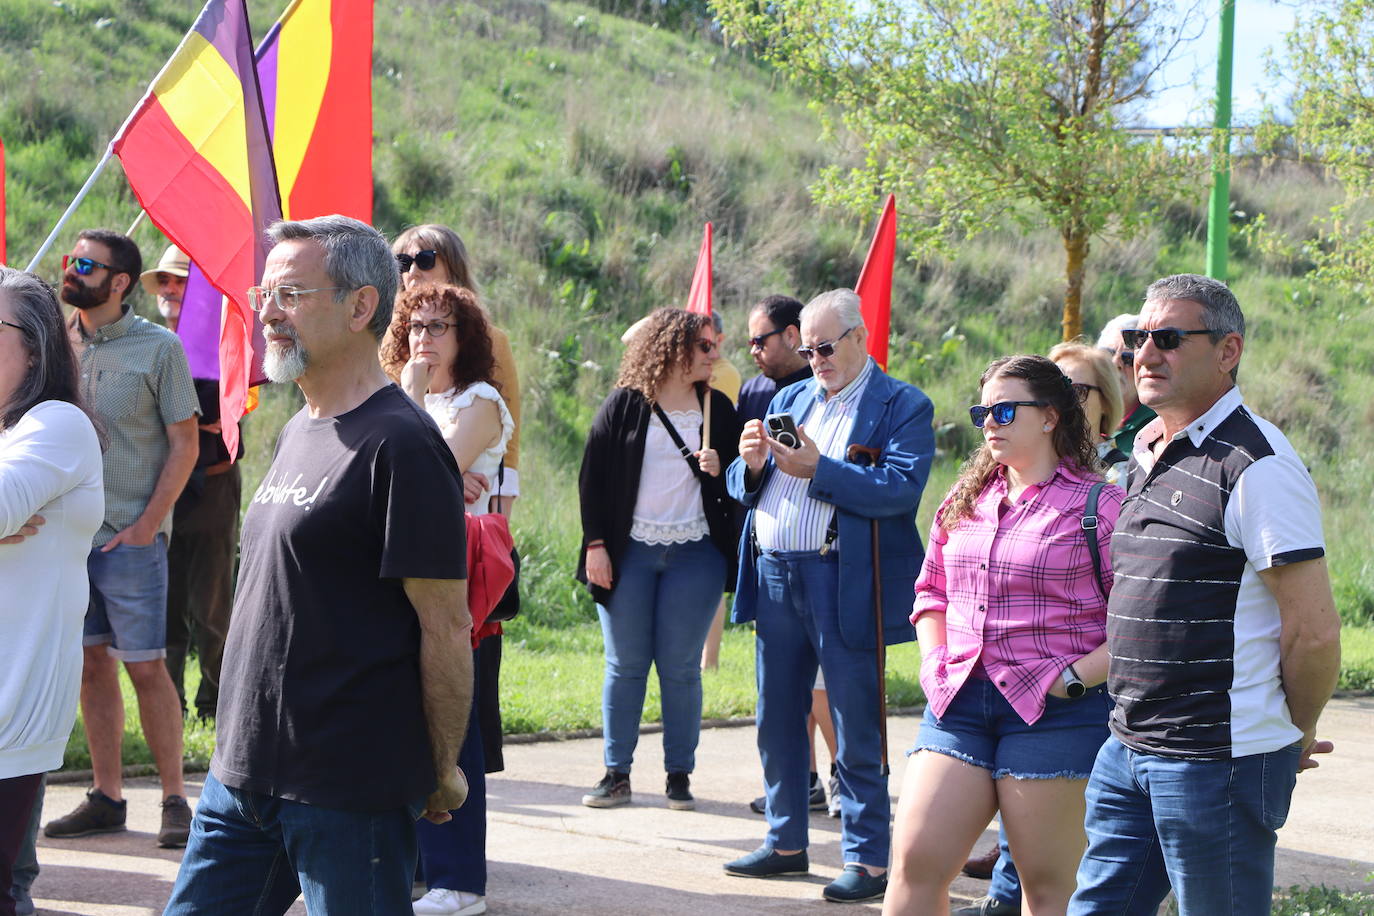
<box><xmin>1106</xmin><ymin>388</ymin><xmax>1325</xmax><ymax>759</ymax></box>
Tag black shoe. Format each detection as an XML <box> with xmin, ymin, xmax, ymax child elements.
<box><xmin>953</xmin><ymin>895</ymin><xmax>1021</xmax><ymax>916</ymax></box>
<box><xmin>808</xmin><ymin>772</ymin><xmax>827</xmax><ymax>810</ymax></box>
<box><xmin>581</xmin><ymin>769</ymin><xmax>631</xmax><ymax>808</ymax></box>
<box><xmin>724</xmin><ymin>846</ymin><xmax>809</xmax><ymax>878</ymax></box>
<box><xmin>666</xmin><ymin>771</ymin><xmax>694</xmax><ymax>810</ymax></box>
<box><xmin>822</xmin><ymin>863</ymin><xmax>887</xmax><ymax>902</ymax></box>
<box><xmin>44</xmin><ymin>788</ymin><xmax>127</xmax><ymax>838</ymax></box>
<box><xmin>749</xmin><ymin>794</ymin><xmax>767</xmax><ymax>814</ymax></box>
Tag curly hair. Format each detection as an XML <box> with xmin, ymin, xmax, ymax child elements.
<box><xmin>614</xmin><ymin>307</ymin><xmax>710</xmax><ymax>401</ymax></box>
<box><xmin>379</xmin><ymin>284</ymin><xmax>498</xmax><ymax>393</ymax></box>
<box><xmin>938</xmin><ymin>354</ymin><xmax>1100</xmax><ymax>530</ymax></box>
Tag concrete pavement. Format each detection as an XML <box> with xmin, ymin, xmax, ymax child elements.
<box><xmin>29</xmin><ymin>696</ymin><xmax>1374</xmax><ymax>914</ymax></box>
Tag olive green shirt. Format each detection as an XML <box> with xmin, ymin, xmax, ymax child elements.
<box><xmin>72</xmin><ymin>306</ymin><xmax>200</xmax><ymax>547</ymax></box>
<box><xmin>1114</xmin><ymin>403</ymin><xmax>1157</xmax><ymax>455</ymax></box>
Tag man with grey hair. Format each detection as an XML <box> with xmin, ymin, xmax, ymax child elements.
<box><xmin>165</xmin><ymin>215</ymin><xmax>474</xmax><ymax>914</ymax></box>
<box><xmin>724</xmin><ymin>289</ymin><xmax>935</xmax><ymax>902</ymax></box>
<box><xmin>1070</xmin><ymin>274</ymin><xmax>1341</xmax><ymax>914</ymax></box>
<box><xmin>1096</xmin><ymin>312</ymin><xmax>1155</xmax><ymax>453</ymax></box>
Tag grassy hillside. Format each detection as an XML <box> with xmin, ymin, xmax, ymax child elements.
<box><xmin>3</xmin><ymin>0</ymin><xmax>1371</xmax><ymax>640</ymax></box>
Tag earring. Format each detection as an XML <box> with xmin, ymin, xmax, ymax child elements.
<box><xmin>1042</xmin><ymin>424</ymin><xmax>1052</xmax><ymax>432</ymax></box>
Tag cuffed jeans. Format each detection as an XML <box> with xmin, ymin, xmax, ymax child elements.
<box><xmin>754</xmin><ymin>550</ymin><xmax>889</xmax><ymax>867</ymax></box>
<box><xmin>597</xmin><ymin>537</ymin><xmax>725</xmax><ymax>773</ymax></box>
<box><xmin>1069</xmin><ymin>736</ymin><xmax>1302</xmax><ymax>916</ymax></box>
<box><xmin>164</xmin><ymin>773</ymin><xmax>423</xmax><ymax>915</ymax></box>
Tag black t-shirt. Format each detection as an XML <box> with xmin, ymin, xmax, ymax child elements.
<box><xmin>212</xmin><ymin>384</ymin><xmax>467</xmax><ymax>811</ymax></box>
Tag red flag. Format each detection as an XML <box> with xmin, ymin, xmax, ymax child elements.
<box><xmin>686</xmin><ymin>222</ymin><xmax>712</xmax><ymax>316</ymax></box>
<box><xmin>111</xmin><ymin>0</ymin><xmax>282</xmax><ymax>460</ymax></box>
<box><xmin>856</xmin><ymin>195</ymin><xmax>896</xmax><ymax>370</ymax></box>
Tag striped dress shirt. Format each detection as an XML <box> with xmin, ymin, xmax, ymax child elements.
<box><xmin>754</xmin><ymin>358</ymin><xmax>874</xmax><ymax>552</ymax></box>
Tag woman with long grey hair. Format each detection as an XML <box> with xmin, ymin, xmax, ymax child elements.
<box><xmin>0</xmin><ymin>268</ymin><xmax>104</xmax><ymax>916</ymax></box>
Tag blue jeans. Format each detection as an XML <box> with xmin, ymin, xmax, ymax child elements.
<box><xmin>417</xmin><ymin>643</ymin><xmax>488</xmax><ymax>895</ymax></box>
<box><xmin>597</xmin><ymin>537</ymin><xmax>725</xmax><ymax>773</ymax></box>
<box><xmin>84</xmin><ymin>535</ymin><xmax>169</xmax><ymax>661</ymax></box>
<box><xmin>1070</xmin><ymin>737</ymin><xmax>1302</xmax><ymax>916</ymax></box>
<box><xmin>164</xmin><ymin>773</ymin><xmax>424</xmax><ymax>915</ymax></box>
<box><xmin>754</xmin><ymin>550</ymin><xmax>889</xmax><ymax>866</ymax></box>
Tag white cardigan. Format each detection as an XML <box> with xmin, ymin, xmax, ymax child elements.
<box><xmin>0</xmin><ymin>400</ymin><xmax>104</xmax><ymax>779</ymax></box>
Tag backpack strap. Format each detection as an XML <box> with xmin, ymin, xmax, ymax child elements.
<box><xmin>1083</xmin><ymin>481</ymin><xmax>1106</xmax><ymax>599</ymax></box>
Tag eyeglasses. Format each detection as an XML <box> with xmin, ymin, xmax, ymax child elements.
<box><xmin>408</xmin><ymin>320</ymin><xmax>455</xmax><ymax>338</ymax></box>
<box><xmin>797</xmin><ymin>326</ymin><xmax>855</xmax><ymax>361</ymax></box>
<box><xmin>1101</xmin><ymin>345</ymin><xmax>1135</xmax><ymax>367</ymax></box>
<box><xmin>969</xmin><ymin>400</ymin><xmax>1048</xmax><ymax>428</ymax></box>
<box><xmin>1121</xmin><ymin>327</ymin><xmax>1211</xmax><ymax>351</ymax></box>
<box><xmin>694</xmin><ymin>338</ymin><xmax>719</xmax><ymax>355</ymax></box>
<box><xmin>62</xmin><ymin>255</ymin><xmax>114</xmax><ymax>276</ymax></box>
<box><xmin>1070</xmin><ymin>382</ymin><xmax>1102</xmax><ymax>403</ymax></box>
<box><xmin>395</xmin><ymin>250</ymin><xmax>439</xmax><ymax>273</ymax></box>
<box><xmin>0</xmin><ymin>319</ymin><xmax>24</xmax><ymax>333</ymax></box>
<box><xmin>748</xmin><ymin>327</ymin><xmax>784</xmax><ymax>350</ymax></box>
<box><xmin>246</xmin><ymin>286</ymin><xmax>351</xmax><ymax>313</ymax></box>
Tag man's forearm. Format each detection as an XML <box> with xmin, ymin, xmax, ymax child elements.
<box><xmin>1281</xmin><ymin>637</ymin><xmax>1341</xmax><ymax>736</ymax></box>
<box><xmin>135</xmin><ymin>423</ymin><xmax>198</xmax><ymax>533</ymax></box>
<box><xmin>419</xmin><ymin>622</ymin><xmax>473</xmax><ymax>776</ymax></box>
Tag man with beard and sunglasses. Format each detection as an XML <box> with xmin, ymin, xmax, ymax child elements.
<box><xmin>723</xmin><ymin>289</ymin><xmax>935</xmax><ymax>903</ymax></box>
<box><xmin>1069</xmin><ymin>274</ymin><xmax>1342</xmax><ymax>915</ymax></box>
<box><xmin>42</xmin><ymin>230</ymin><xmax>201</xmax><ymax>849</ymax></box>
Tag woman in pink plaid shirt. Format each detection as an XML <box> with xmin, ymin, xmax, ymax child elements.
<box><xmin>885</xmin><ymin>355</ymin><xmax>1124</xmax><ymax>916</ymax></box>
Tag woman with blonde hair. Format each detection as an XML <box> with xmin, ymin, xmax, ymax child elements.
<box><xmin>1049</xmin><ymin>341</ymin><xmax>1127</xmax><ymax>485</ymax></box>
<box><xmin>885</xmin><ymin>355</ymin><xmax>1123</xmax><ymax>916</ymax></box>
<box><xmin>577</xmin><ymin>308</ymin><xmax>741</xmax><ymax>811</ymax></box>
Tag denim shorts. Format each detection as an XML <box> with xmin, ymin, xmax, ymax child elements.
<box><xmin>83</xmin><ymin>535</ymin><xmax>169</xmax><ymax>661</ymax></box>
<box><xmin>912</xmin><ymin>676</ymin><xmax>1111</xmax><ymax>779</ymax></box>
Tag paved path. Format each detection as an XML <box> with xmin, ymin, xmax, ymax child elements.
<box><xmin>30</xmin><ymin>697</ymin><xmax>1374</xmax><ymax>914</ymax></box>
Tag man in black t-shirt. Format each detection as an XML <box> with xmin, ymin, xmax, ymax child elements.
<box><xmin>165</xmin><ymin>216</ymin><xmax>473</xmax><ymax>915</ymax></box>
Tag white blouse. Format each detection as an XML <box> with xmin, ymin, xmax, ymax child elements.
<box><xmin>424</xmin><ymin>382</ymin><xmax>514</xmax><ymax>517</ymax></box>
<box><xmin>630</xmin><ymin>408</ymin><xmax>709</xmax><ymax>545</ymax></box>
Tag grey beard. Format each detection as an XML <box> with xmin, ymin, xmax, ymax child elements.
<box><xmin>262</xmin><ymin>327</ymin><xmax>309</xmax><ymax>383</ymax></box>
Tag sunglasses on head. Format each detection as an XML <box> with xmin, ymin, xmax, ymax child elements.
<box><xmin>797</xmin><ymin>326</ymin><xmax>855</xmax><ymax>361</ymax></box>
<box><xmin>1121</xmin><ymin>327</ymin><xmax>1211</xmax><ymax>351</ymax></box>
<box><xmin>62</xmin><ymin>255</ymin><xmax>113</xmax><ymax>276</ymax></box>
<box><xmin>969</xmin><ymin>400</ymin><xmax>1047</xmax><ymax>428</ymax></box>
<box><xmin>395</xmin><ymin>250</ymin><xmax>439</xmax><ymax>273</ymax></box>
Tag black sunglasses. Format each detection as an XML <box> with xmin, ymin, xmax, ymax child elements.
<box><xmin>748</xmin><ymin>327</ymin><xmax>784</xmax><ymax>350</ymax></box>
<box><xmin>694</xmin><ymin>338</ymin><xmax>719</xmax><ymax>355</ymax></box>
<box><xmin>62</xmin><ymin>255</ymin><xmax>114</xmax><ymax>276</ymax></box>
<box><xmin>969</xmin><ymin>400</ymin><xmax>1047</xmax><ymax>428</ymax></box>
<box><xmin>1121</xmin><ymin>327</ymin><xmax>1211</xmax><ymax>351</ymax></box>
<box><xmin>797</xmin><ymin>326</ymin><xmax>855</xmax><ymax>361</ymax></box>
<box><xmin>1070</xmin><ymin>382</ymin><xmax>1102</xmax><ymax>403</ymax></box>
<box><xmin>395</xmin><ymin>250</ymin><xmax>439</xmax><ymax>273</ymax></box>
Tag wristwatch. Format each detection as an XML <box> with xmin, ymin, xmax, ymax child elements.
<box><xmin>1061</xmin><ymin>663</ymin><xmax>1086</xmax><ymax>699</ymax></box>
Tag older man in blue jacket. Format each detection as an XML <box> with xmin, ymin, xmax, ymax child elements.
<box><xmin>723</xmin><ymin>289</ymin><xmax>935</xmax><ymax>903</ymax></box>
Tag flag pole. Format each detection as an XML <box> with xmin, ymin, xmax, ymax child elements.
<box><xmin>126</xmin><ymin>210</ymin><xmax>148</xmax><ymax>236</ymax></box>
<box><xmin>26</xmin><ymin>145</ymin><xmax>114</xmax><ymax>272</ymax></box>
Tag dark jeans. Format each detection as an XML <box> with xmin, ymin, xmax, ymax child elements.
<box><xmin>1070</xmin><ymin>737</ymin><xmax>1302</xmax><ymax>915</ymax></box>
<box><xmin>0</xmin><ymin>774</ymin><xmax>42</xmax><ymax>916</ymax></box>
<box><xmin>7</xmin><ymin>774</ymin><xmax>41</xmax><ymax>916</ymax></box>
<box><xmin>166</xmin><ymin>465</ymin><xmax>240</xmax><ymax>718</ymax></box>
<box><xmin>164</xmin><ymin>773</ymin><xmax>423</xmax><ymax>915</ymax></box>
<box><xmin>754</xmin><ymin>550</ymin><xmax>890</xmax><ymax>867</ymax></box>
<box><xmin>417</xmin><ymin>643</ymin><xmax>489</xmax><ymax>895</ymax></box>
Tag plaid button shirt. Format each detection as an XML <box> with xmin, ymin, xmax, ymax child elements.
<box><xmin>913</xmin><ymin>459</ymin><xmax>1123</xmax><ymax>724</ymax></box>
<box><xmin>72</xmin><ymin>306</ymin><xmax>199</xmax><ymax>546</ymax></box>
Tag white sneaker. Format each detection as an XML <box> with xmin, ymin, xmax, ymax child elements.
<box><xmin>413</xmin><ymin>887</ymin><xmax>487</xmax><ymax>915</ymax></box>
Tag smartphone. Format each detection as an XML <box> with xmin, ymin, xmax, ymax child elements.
<box><xmin>765</xmin><ymin>412</ymin><xmax>801</xmax><ymax>449</ymax></box>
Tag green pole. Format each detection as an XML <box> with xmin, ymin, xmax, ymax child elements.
<box><xmin>1206</xmin><ymin>0</ymin><xmax>1236</xmax><ymax>281</ymax></box>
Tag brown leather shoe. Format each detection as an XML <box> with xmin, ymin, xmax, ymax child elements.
<box><xmin>961</xmin><ymin>844</ymin><xmax>1000</xmax><ymax>880</ymax></box>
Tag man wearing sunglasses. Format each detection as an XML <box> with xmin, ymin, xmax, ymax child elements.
<box><xmin>43</xmin><ymin>230</ymin><xmax>201</xmax><ymax>849</ymax></box>
<box><xmin>1071</xmin><ymin>274</ymin><xmax>1342</xmax><ymax>915</ymax></box>
<box><xmin>1096</xmin><ymin>312</ymin><xmax>1155</xmax><ymax>454</ymax></box>
<box><xmin>737</xmin><ymin>294</ymin><xmax>811</xmax><ymax>424</ymax></box>
<box><xmin>165</xmin><ymin>215</ymin><xmax>473</xmax><ymax>916</ymax></box>
<box><xmin>724</xmin><ymin>289</ymin><xmax>935</xmax><ymax>903</ymax></box>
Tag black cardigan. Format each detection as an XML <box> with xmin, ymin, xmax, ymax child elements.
<box><xmin>576</xmin><ymin>384</ymin><xmax>741</xmax><ymax>605</ymax></box>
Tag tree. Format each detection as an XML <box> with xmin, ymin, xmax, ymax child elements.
<box><xmin>711</xmin><ymin>0</ymin><xmax>1206</xmax><ymax>340</ymax></box>
<box><xmin>1259</xmin><ymin>0</ymin><xmax>1374</xmax><ymax>292</ymax></box>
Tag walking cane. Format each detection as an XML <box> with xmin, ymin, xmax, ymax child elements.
<box><xmin>846</xmin><ymin>443</ymin><xmax>889</xmax><ymax>777</ymax></box>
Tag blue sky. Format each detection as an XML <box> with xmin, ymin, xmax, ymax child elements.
<box><xmin>1139</xmin><ymin>1</ymin><xmax>1298</xmax><ymax>128</ymax></box>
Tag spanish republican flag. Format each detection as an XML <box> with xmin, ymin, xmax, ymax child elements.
<box><xmin>257</xmin><ymin>0</ymin><xmax>374</xmax><ymax>222</ymax></box>
<box><xmin>111</xmin><ymin>0</ymin><xmax>281</xmax><ymax>459</ymax></box>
